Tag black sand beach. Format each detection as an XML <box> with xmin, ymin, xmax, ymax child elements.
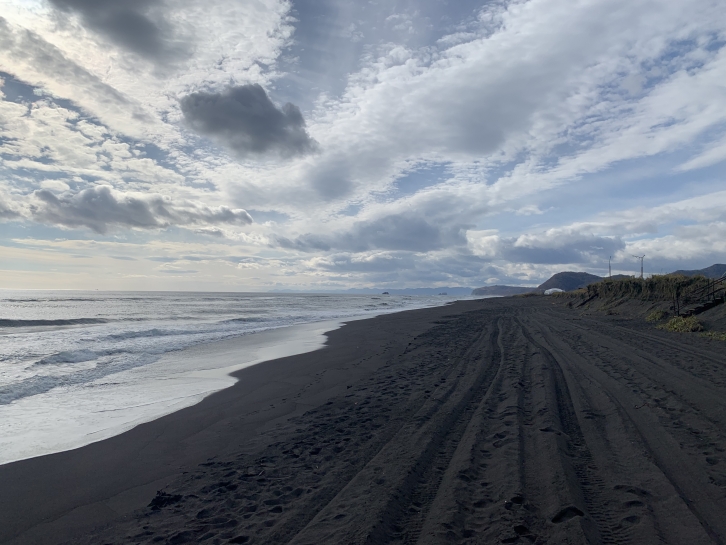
<box><xmin>2</xmin><ymin>297</ymin><xmax>726</xmax><ymax>544</ymax></box>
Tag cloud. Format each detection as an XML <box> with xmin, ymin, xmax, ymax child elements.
<box><xmin>30</xmin><ymin>185</ymin><xmax>252</xmax><ymax>234</ymax></box>
<box><xmin>180</xmin><ymin>84</ymin><xmax>318</xmax><ymax>158</ymax></box>
<box><xmin>47</xmin><ymin>0</ymin><xmax>189</xmax><ymax>63</ymax></box>
<box><xmin>0</xmin><ymin>17</ymin><xmax>151</xmax><ymax>136</ymax></box>
<box><xmin>341</xmin><ymin>214</ymin><xmax>466</xmax><ymax>252</ymax></box>
<box><xmin>0</xmin><ymin>196</ymin><xmax>20</xmax><ymax>220</ymax></box>
<box><xmin>1</xmin><ymin>0</ymin><xmax>726</xmax><ymax>291</ymax></box>
<box><xmin>312</xmin><ymin>252</ymin><xmax>415</xmax><ymax>275</ymax></box>
<box><xmin>506</xmin><ymin>232</ymin><xmax>625</xmax><ymax>265</ymax></box>
<box><xmin>468</xmin><ymin>228</ymin><xmax>625</xmax><ymax>265</ymax></box>
<box><xmin>624</xmin><ymin>222</ymin><xmax>726</xmax><ymax>265</ymax></box>
<box><xmin>678</xmin><ymin>135</ymin><xmax>726</xmax><ymax>171</ymax></box>
<box><xmin>277</xmin><ymin>213</ymin><xmax>468</xmax><ymax>253</ymax></box>
<box><xmin>194</xmin><ymin>227</ymin><xmax>225</xmax><ymax>237</ymax></box>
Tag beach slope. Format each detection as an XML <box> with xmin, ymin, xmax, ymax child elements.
<box><xmin>2</xmin><ymin>297</ymin><xmax>726</xmax><ymax>544</ymax></box>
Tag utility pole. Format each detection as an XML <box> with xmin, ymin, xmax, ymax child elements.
<box><xmin>633</xmin><ymin>254</ymin><xmax>645</xmax><ymax>279</ymax></box>
<box><xmin>609</xmin><ymin>256</ymin><xmax>612</xmax><ymax>279</ymax></box>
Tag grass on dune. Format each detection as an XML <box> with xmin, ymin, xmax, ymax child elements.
<box><xmin>588</xmin><ymin>274</ymin><xmax>711</xmax><ymax>302</ymax></box>
<box><xmin>657</xmin><ymin>316</ymin><xmax>704</xmax><ymax>333</ymax></box>
<box><xmin>646</xmin><ymin>310</ymin><xmax>669</xmax><ymax>322</ymax></box>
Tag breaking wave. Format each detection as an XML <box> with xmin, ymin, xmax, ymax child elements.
<box><xmin>0</xmin><ymin>318</ymin><xmax>108</xmax><ymax>328</ymax></box>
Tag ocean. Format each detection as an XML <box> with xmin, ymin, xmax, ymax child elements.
<box><xmin>0</xmin><ymin>291</ymin><xmax>465</xmax><ymax>465</ymax></box>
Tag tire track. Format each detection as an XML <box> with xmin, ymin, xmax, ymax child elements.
<box><xmin>416</xmin><ymin>316</ymin><xmax>527</xmax><ymax>544</ymax></box>
<box><xmin>526</xmin><ymin>317</ymin><xmax>673</xmax><ymax>544</ymax></box>
<box><xmin>519</xmin><ymin>320</ymin><xmax>623</xmax><ymax>544</ymax></box>
<box><xmin>541</xmin><ymin>312</ymin><xmax>726</xmax><ymax>504</ymax></box>
<box><xmin>564</xmin><ymin>315</ymin><xmax>726</xmax><ymax>387</ymax></box>
<box><xmin>533</xmin><ymin>312</ymin><xmax>726</xmax><ymax>544</ymax></box>
<box><xmin>366</xmin><ymin>319</ymin><xmax>505</xmax><ymax>545</ymax></box>
<box><xmin>549</xmin><ymin>316</ymin><xmax>726</xmax><ymax>430</ymax></box>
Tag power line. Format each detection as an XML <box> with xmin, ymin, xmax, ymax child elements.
<box><xmin>632</xmin><ymin>254</ymin><xmax>645</xmax><ymax>279</ymax></box>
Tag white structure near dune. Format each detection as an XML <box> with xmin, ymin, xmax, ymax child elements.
<box><xmin>544</xmin><ymin>288</ymin><xmax>564</xmax><ymax>295</ymax></box>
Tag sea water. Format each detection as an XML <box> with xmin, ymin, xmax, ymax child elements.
<box><xmin>0</xmin><ymin>291</ymin><xmax>462</xmax><ymax>464</ymax></box>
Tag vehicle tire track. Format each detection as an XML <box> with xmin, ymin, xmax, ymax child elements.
<box><xmin>519</xmin><ymin>319</ymin><xmax>622</xmax><ymax>544</ymax></box>
<box><xmin>365</xmin><ymin>319</ymin><xmax>505</xmax><ymax>545</ymax></box>
<box><xmin>532</xmin><ymin>311</ymin><xmax>726</xmax><ymax>544</ymax></box>
<box><xmin>541</xmin><ymin>312</ymin><xmax>726</xmax><ymax>504</ymax></box>
<box><xmin>415</xmin><ymin>317</ymin><xmax>521</xmax><ymax>544</ymax></box>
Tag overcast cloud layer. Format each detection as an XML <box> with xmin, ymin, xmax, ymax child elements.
<box><xmin>0</xmin><ymin>0</ymin><xmax>724</xmax><ymax>290</ymax></box>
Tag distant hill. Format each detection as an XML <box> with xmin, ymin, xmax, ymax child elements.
<box><xmin>470</xmin><ymin>264</ymin><xmax>725</xmax><ymax>298</ymax></box>
<box><xmin>470</xmin><ymin>272</ymin><xmax>603</xmax><ymax>296</ymax></box>
<box><xmin>537</xmin><ymin>271</ymin><xmax>603</xmax><ymax>292</ymax></box>
<box><xmin>671</xmin><ymin>264</ymin><xmax>726</xmax><ymax>279</ymax></box>
<box><xmin>471</xmin><ymin>285</ymin><xmax>536</xmax><ymax>296</ymax></box>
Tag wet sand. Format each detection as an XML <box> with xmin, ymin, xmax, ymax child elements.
<box><xmin>2</xmin><ymin>297</ymin><xmax>726</xmax><ymax>544</ymax></box>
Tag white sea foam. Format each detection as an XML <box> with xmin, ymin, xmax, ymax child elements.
<box><xmin>0</xmin><ymin>291</ymin><xmax>466</xmax><ymax>464</ymax></box>
<box><xmin>36</xmin><ymin>349</ymin><xmax>98</xmax><ymax>365</ymax></box>
<box><xmin>0</xmin><ymin>320</ymin><xmax>337</xmax><ymax>465</ymax></box>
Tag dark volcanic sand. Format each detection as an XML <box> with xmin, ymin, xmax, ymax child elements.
<box><xmin>2</xmin><ymin>297</ymin><xmax>726</xmax><ymax>545</ymax></box>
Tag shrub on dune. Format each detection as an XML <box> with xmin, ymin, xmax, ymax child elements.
<box><xmin>646</xmin><ymin>310</ymin><xmax>668</xmax><ymax>322</ymax></box>
<box><xmin>658</xmin><ymin>316</ymin><xmax>704</xmax><ymax>332</ymax></box>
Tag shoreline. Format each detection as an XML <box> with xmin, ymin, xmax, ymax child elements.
<box><xmin>0</xmin><ymin>300</ymin><xmax>473</xmax><ymax>545</ymax></box>
<box><xmin>0</xmin><ymin>295</ymin><xmax>464</xmax><ymax>466</ymax></box>
<box><xmin>0</xmin><ymin>319</ymin><xmax>341</xmax><ymax>466</ymax></box>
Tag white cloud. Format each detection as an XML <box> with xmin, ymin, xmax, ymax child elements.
<box><xmin>678</xmin><ymin>135</ymin><xmax>726</xmax><ymax>171</ymax></box>
<box><xmin>0</xmin><ymin>0</ymin><xmax>725</xmax><ymax>289</ymax></box>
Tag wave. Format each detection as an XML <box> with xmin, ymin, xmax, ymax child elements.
<box><xmin>2</xmin><ymin>298</ymin><xmax>108</xmax><ymax>303</ymax></box>
<box><xmin>219</xmin><ymin>317</ymin><xmax>267</xmax><ymax>324</ymax></box>
<box><xmin>105</xmin><ymin>328</ymin><xmax>197</xmax><ymax>341</ymax></box>
<box><xmin>36</xmin><ymin>350</ymin><xmax>97</xmax><ymax>365</ymax></box>
<box><xmin>0</xmin><ymin>318</ymin><xmax>109</xmax><ymax>328</ymax></box>
<box><xmin>2</xmin><ymin>352</ymin><xmax>160</xmax><ymax>405</ymax></box>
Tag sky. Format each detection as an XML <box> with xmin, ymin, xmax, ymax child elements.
<box><xmin>0</xmin><ymin>0</ymin><xmax>725</xmax><ymax>291</ymax></box>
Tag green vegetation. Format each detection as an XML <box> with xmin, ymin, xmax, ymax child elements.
<box><xmin>646</xmin><ymin>310</ymin><xmax>668</xmax><ymax>322</ymax></box>
<box><xmin>587</xmin><ymin>274</ymin><xmax>711</xmax><ymax>302</ymax></box>
<box><xmin>657</xmin><ymin>316</ymin><xmax>704</xmax><ymax>333</ymax></box>
<box><xmin>701</xmin><ymin>331</ymin><xmax>726</xmax><ymax>341</ymax></box>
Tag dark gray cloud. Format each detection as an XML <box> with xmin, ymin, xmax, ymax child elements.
<box><xmin>276</xmin><ymin>233</ymin><xmax>332</xmax><ymax>252</ymax></box>
<box><xmin>180</xmin><ymin>84</ymin><xmax>318</xmax><ymax>158</ymax></box>
<box><xmin>341</xmin><ymin>215</ymin><xmax>465</xmax><ymax>252</ymax></box>
<box><xmin>47</xmin><ymin>0</ymin><xmax>188</xmax><ymax>63</ymax></box>
<box><xmin>31</xmin><ymin>186</ymin><xmax>252</xmax><ymax>234</ymax></box>
<box><xmin>276</xmin><ymin>213</ymin><xmax>468</xmax><ymax>253</ymax></box>
<box><xmin>194</xmin><ymin>227</ymin><xmax>225</xmax><ymax>237</ymax></box>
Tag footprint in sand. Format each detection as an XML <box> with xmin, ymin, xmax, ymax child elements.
<box><xmin>551</xmin><ymin>505</ymin><xmax>584</xmax><ymax>524</ymax></box>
